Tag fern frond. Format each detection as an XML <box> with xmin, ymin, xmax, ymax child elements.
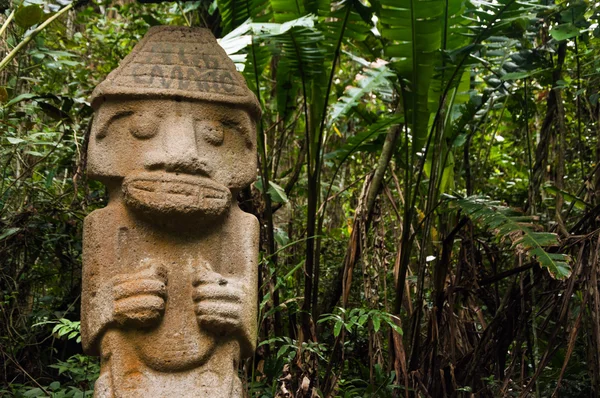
<box><xmin>328</xmin><ymin>62</ymin><xmax>394</xmax><ymax>126</ymax></box>
<box><xmin>235</xmin><ymin>16</ymin><xmax>324</xmax><ymax>114</ymax></box>
<box><xmin>253</xmin><ymin>16</ymin><xmax>325</xmax><ymax>80</ymax></box>
<box><xmin>325</xmin><ymin>114</ymin><xmax>404</xmax><ymax>161</ymax></box>
<box><xmin>217</xmin><ymin>0</ymin><xmax>271</xmax><ymax>34</ymax></box>
<box><xmin>450</xmin><ymin>195</ymin><xmax>572</xmax><ymax>279</ymax></box>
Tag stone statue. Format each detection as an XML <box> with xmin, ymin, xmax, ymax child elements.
<box><xmin>81</xmin><ymin>26</ymin><xmax>260</xmax><ymax>398</ymax></box>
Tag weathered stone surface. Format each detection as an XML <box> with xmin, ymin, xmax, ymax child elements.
<box><xmin>81</xmin><ymin>26</ymin><xmax>260</xmax><ymax>398</ymax></box>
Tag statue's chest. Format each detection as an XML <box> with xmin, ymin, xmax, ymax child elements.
<box><xmin>129</xmin><ymin>242</ymin><xmax>220</xmax><ymax>371</ymax></box>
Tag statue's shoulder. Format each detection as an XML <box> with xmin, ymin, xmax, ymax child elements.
<box><xmin>84</xmin><ymin>204</ymin><xmax>125</xmax><ymax>232</ymax></box>
<box><xmin>236</xmin><ymin>207</ymin><xmax>259</xmax><ymax>231</ymax></box>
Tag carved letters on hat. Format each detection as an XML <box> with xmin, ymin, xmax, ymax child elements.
<box><xmin>90</xmin><ymin>26</ymin><xmax>261</xmax><ymax>118</ymax></box>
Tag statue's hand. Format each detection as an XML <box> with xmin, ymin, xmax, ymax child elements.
<box><xmin>192</xmin><ymin>270</ymin><xmax>244</xmax><ymax>336</ymax></box>
<box><xmin>112</xmin><ymin>263</ymin><xmax>167</xmax><ymax>328</ymax></box>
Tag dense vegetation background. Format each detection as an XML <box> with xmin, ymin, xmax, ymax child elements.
<box><xmin>1</xmin><ymin>0</ymin><xmax>600</xmax><ymax>396</ymax></box>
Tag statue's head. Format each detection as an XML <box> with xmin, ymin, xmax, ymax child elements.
<box><xmin>87</xmin><ymin>27</ymin><xmax>260</xmax><ymax>222</ymax></box>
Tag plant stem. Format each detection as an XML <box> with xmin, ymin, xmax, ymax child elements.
<box><xmin>0</xmin><ymin>2</ymin><xmax>76</xmax><ymax>73</ymax></box>
<box><xmin>0</xmin><ymin>10</ymin><xmax>15</xmax><ymax>39</ymax></box>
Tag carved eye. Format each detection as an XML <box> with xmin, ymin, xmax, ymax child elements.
<box><xmin>129</xmin><ymin>114</ymin><xmax>159</xmax><ymax>139</ymax></box>
<box><xmin>195</xmin><ymin>120</ymin><xmax>224</xmax><ymax>146</ymax></box>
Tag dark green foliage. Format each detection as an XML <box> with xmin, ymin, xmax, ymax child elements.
<box><xmin>2</xmin><ymin>0</ymin><xmax>600</xmax><ymax>396</ymax></box>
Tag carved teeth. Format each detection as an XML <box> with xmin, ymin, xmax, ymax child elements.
<box><xmin>130</xmin><ymin>180</ymin><xmax>156</xmax><ymax>192</ymax></box>
<box><xmin>123</xmin><ymin>173</ymin><xmax>232</xmax><ymax>216</ymax></box>
<box><xmin>126</xmin><ymin>175</ymin><xmax>228</xmax><ymax>199</ymax></box>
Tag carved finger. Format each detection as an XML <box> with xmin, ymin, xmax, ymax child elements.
<box><xmin>114</xmin><ymin>294</ymin><xmax>165</xmax><ymax>326</ymax></box>
<box><xmin>192</xmin><ymin>285</ymin><xmax>243</xmax><ymax>303</ymax></box>
<box><xmin>196</xmin><ymin>314</ymin><xmax>241</xmax><ymax>334</ymax></box>
<box><xmin>194</xmin><ymin>302</ymin><xmax>242</xmax><ymax>319</ymax></box>
<box><xmin>113</xmin><ymin>279</ymin><xmax>167</xmax><ymax>300</ymax></box>
<box><xmin>114</xmin><ymin>294</ymin><xmax>165</xmax><ymax>315</ymax></box>
<box><xmin>191</xmin><ymin>270</ymin><xmax>227</xmax><ymax>287</ymax></box>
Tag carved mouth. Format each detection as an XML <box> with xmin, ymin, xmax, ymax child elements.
<box><xmin>123</xmin><ymin>173</ymin><xmax>231</xmax><ymax>217</ymax></box>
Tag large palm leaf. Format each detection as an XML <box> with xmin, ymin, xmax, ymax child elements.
<box><xmin>376</xmin><ymin>0</ymin><xmax>445</xmax><ymax>154</ymax></box>
<box><xmin>218</xmin><ymin>0</ymin><xmax>271</xmax><ymax>34</ymax></box>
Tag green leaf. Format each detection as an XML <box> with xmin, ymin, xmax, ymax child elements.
<box><xmin>257</xmin><ymin>16</ymin><xmax>326</xmax><ymax>86</ymax></box>
<box><xmin>218</xmin><ymin>0</ymin><xmax>270</xmax><ymax>35</ymax></box>
<box><xmin>372</xmin><ymin>314</ymin><xmax>381</xmax><ymax>333</ymax></box>
<box><xmin>0</xmin><ymin>227</ymin><xmax>21</xmax><ymax>241</ymax></box>
<box><xmin>23</xmin><ymin>388</ymin><xmax>44</xmax><ymax>397</ymax></box>
<box><xmin>333</xmin><ymin>320</ymin><xmax>343</xmax><ymax>337</ymax></box>
<box><xmin>389</xmin><ymin>322</ymin><xmax>403</xmax><ymax>335</ymax></box>
<box><xmin>450</xmin><ymin>195</ymin><xmax>572</xmax><ymax>279</ymax></box>
<box><xmin>358</xmin><ymin>314</ymin><xmax>368</xmax><ymax>327</ymax></box>
<box><xmin>380</xmin><ymin>0</ymin><xmax>445</xmax><ymax>153</ymax></box>
<box><xmin>6</xmin><ymin>137</ymin><xmax>26</xmax><ymax>144</ymax></box>
<box><xmin>329</xmin><ymin>64</ymin><xmax>394</xmax><ymax>126</ymax></box>
<box><xmin>267</xmin><ymin>181</ymin><xmax>288</xmax><ymax>203</ymax></box>
<box><xmin>208</xmin><ymin>0</ymin><xmax>217</xmax><ymax>15</ymax></box>
<box><xmin>501</xmin><ymin>69</ymin><xmax>547</xmax><ymax>81</ymax></box>
<box><xmin>276</xmin><ymin>345</ymin><xmax>288</xmax><ymax>358</ymax></box>
<box><xmin>344</xmin><ymin>321</ymin><xmax>353</xmax><ymax>333</ymax></box>
<box><xmin>326</xmin><ymin>114</ymin><xmax>404</xmax><ymax>160</ymax></box>
<box><xmin>3</xmin><ymin>93</ymin><xmax>37</xmax><ymax>107</ymax></box>
<box><xmin>15</xmin><ymin>4</ymin><xmax>43</xmax><ymax>29</ymax></box>
<box><xmin>274</xmin><ymin>227</ymin><xmax>289</xmax><ymax>246</ymax></box>
<box><xmin>182</xmin><ymin>1</ymin><xmax>201</xmax><ymax>13</ymax></box>
<box><xmin>543</xmin><ymin>183</ymin><xmax>589</xmax><ymax>210</ymax></box>
<box><xmin>254</xmin><ymin>179</ymin><xmax>289</xmax><ymax>203</ymax></box>
<box><xmin>550</xmin><ymin>23</ymin><xmax>580</xmax><ymax>41</ymax></box>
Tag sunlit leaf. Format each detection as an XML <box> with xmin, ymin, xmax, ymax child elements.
<box><xmin>6</xmin><ymin>137</ymin><xmax>26</xmax><ymax>144</ymax></box>
<box><xmin>0</xmin><ymin>228</ymin><xmax>21</xmax><ymax>241</ymax></box>
<box><xmin>550</xmin><ymin>23</ymin><xmax>580</xmax><ymax>41</ymax></box>
<box><xmin>3</xmin><ymin>93</ymin><xmax>37</xmax><ymax>107</ymax></box>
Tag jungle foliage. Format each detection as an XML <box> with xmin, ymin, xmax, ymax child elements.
<box><xmin>2</xmin><ymin>0</ymin><xmax>600</xmax><ymax>396</ymax></box>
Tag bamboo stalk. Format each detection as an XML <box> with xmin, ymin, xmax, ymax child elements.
<box><xmin>0</xmin><ymin>10</ymin><xmax>15</xmax><ymax>39</ymax></box>
<box><xmin>0</xmin><ymin>2</ymin><xmax>75</xmax><ymax>73</ymax></box>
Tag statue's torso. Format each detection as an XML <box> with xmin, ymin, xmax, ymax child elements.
<box><xmin>83</xmin><ymin>204</ymin><xmax>256</xmax><ymax>398</ymax></box>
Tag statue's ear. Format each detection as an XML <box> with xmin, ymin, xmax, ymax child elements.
<box><xmin>223</xmin><ymin>115</ymin><xmax>257</xmax><ymax>190</ymax></box>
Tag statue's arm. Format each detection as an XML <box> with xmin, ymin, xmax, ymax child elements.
<box><xmin>81</xmin><ymin>208</ymin><xmax>167</xmax><ymax>356</ymax></box>
<box><xmin>237</xmin><ymin>212</ymin><xmax>259</xmax><ymax>359</ymax></box>
<box><xmin>193</xmin><ymin>210</ymin><xmax>259</xmax><ymax>358</ymax></box>
<box><xmin>81</xmin><ymin>209</ymin><xmax>116</xmax><ymax>356</ymax></box>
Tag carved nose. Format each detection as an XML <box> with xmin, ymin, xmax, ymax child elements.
<box><xmin>144</xmin><ymin>118</ymin><xmax>213</xmax><ymax>176</ymax></box>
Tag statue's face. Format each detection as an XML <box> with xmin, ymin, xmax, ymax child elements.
<box><xmin>88</xmin><ymin>99</ymin><xmax>257</xmax><ymax>219</ymax></box>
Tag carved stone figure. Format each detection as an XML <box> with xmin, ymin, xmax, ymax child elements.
<box><xmin>81</xmin><ymin>26</ymin><xmax>260</xmax><ymax>398</ymax></box>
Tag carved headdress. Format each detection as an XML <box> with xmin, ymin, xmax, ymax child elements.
<box><xmin>89</xmin><ymin>26</ymin><xmax>261</xmax><ymax>119</ymax></box>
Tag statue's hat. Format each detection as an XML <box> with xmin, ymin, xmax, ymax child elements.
<box><xmin>90</xmin><ymin>26</ymin><xmax>261</xmax><ymax>118</ymax></box>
